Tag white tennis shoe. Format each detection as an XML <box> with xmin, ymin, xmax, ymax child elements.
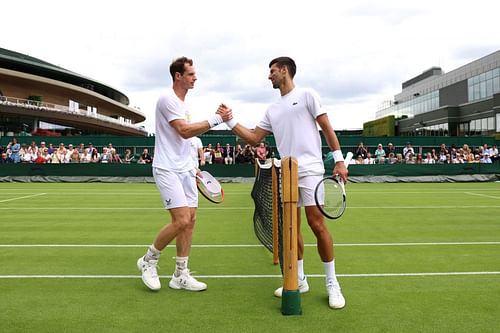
<box><xmin>137</xmin><ymin>256</ymin><xmax>161</xmax><ymax>291</ymax></box>
<box><xmin>327</xmin><ymin>280</ymin><xmax>346</xmax><ymax>309</ymax></box>
<box><xmin>169</xmin><ymin>269</ymin><xmax>207</xmax><ymax>291</ymax></box>
<box><xmin>273</xmin><ymin>276</ymin><xmax>310</xmax><ymax>297</ymax></box>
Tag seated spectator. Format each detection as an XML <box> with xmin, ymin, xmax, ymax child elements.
<box><xmin>355</xmin><ymin>155</ymin><xmax>364</xmax><ymax>164</ymax></box>
<box><xmin>203</xmin><ymin>144</ymin><xmax>214</xmax><ymax>164</ymax></box>
<box><xmin>80</xmin><ymin>148</ymin><xmax>92</xmax><ymax>163</ymax></box>
<box><xmin>223</xmin><ymin>144</ymin><xmax>234</xmax><ymax>165</ymax></box>
<box><xmin>34</xmin><ymin>151</ymin><xmax>46</xmax><ymax>164</ymax></box>
<box><xmin>378</xmin><ymin>156</ymin><xmax>386</xmax><ymax>165</ymax></box>
<box><xmin>364</xmin><ymin>152</ymin><xmax>375</xmax><ymax>164</ymax></box>
<box><xmin>90</xmin><ymin>148</ymin><xmax>100</xmax><ymax>163</ymax></box>
<box><xmin>123</xmin><ymin>149</ymin><xmax>135</xmax><ymax>164</ymax></box>
<box><xmin>255</xmin><ymin>142</ymin><xmax>267</xmax><ymax>163</ymax></box>
<box><xmin>234</xmin><ymin>144</ymin><xmax>245</xmax><ymax>164</ymax></box>
<box><xmin>0</xmin><ymin>152</ymin><xmax>12</xmax><ymax>163</ymax></box>
<box><xmin>70</xmin><ymin>148</ymin><xmax>80</xmax><ymax>163</ymax></box>
<box><xmin>242</xmin><ymin>144</ymin><xmax>255</xmax><ymax>164</ymax></box>
<box><xmin>423</xmin><ymin>152</ymin><xmax>435</xmax><ymax>164</ymax></box>
<box><xmin>490</xmin><ymin>144</ymin><xmax>498</xmax><ymax>163</ymax></box>
<box><xmin>355</xmin><ymin>142</ymin><xmax>368</xmax><ymax>160</ymax></box>
<box><xmin>471</xmin><ymin>154</ymin><xmax>481</xmax><ymax>163</ymax></box>
<box><xmin>28</xmin><ymin>141</ymin><xmax>38</xmax><ymax>156</ymax></box>
<box><xmin>415</xmin><ymin>153</ymin><xmax>423</xmax><ymax>164</ymax></box>
<box><xmin>213</xmin><ymin>143</ymin><xmax>224</xmax><ymax>164</ymax></box>
<box><xmin>387</xmin><ymin>152</ymin><xmax>397</xmax><ymax>164</ymax></box>
<box><xmin>19</xmin><ymin>144</ymin><xmax>32</xmax><ymax>163</ymax></box>
<box><xmin>374</xmin><ymin>144</ymin><xmax>386</xmax><ymax>163</ymax></box>
<box><xmin>100</xmin><ymin>148</ymin><xmax>111</xmax><ymax>163</ymax></box>
<box><xmin>110</xmin><ymin>149</ymin><xmax>122</xmax><ymax>163</ymax></box>
<box><xmin>386</xmin><ymin>143</ymin><xmax>396</xmax><ymax>157</ymax></box>
<box><xmin>430</xmin><ymin>148</ymin><xmax>439</xmax><ymax>162</ymax></box>
<box><xmin>395</xmin><ymin>153</ymin><xmax>404</xmax><ymax>164</ymax></box>
<box><xmin>403</xmin><ymin>142</ymin><xmax>414</xmax><ymax>160</ymax></box>
<box><xmin>480</xmin><ymin>153</ymin><xmax>492</xmax><ymax>164</ymax></box>
<box><xmin>138</xmin><ymin>148</ymin><xmax>153</xmax><ymax>164</ymax></box>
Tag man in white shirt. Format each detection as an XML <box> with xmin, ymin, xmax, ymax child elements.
<box><xmin>218</xmin><ymin>56</ymin><xmax>348</xmax><ymax>309</ymax></box>
<box><xmin>137</xmin><ymin>57</ymin><xmax>231</xmax><ymax>292</ymax></box>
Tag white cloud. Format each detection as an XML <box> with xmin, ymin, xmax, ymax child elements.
<box><xmin>2</xmin><ymin>0</ymin><xmax>499</xmax><ymax>134</ymax></box>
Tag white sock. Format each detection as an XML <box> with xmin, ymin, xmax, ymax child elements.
<box><xmin>323</xmin><ymin>259</ymin><xmax>338</xmax><ymax>285</ymax></box>
<box><xmin>175</xmin><ymin>256</ymin><xmax>189</xmax><ymax>276</ymax></box>
<box><xmin>298</xmin><ymin>259</ymin><xmax>305</xmax><ymax>281</ymax></box>
<box><xmin>145</xmin><ymin>244</ymin><xmax>161</xmax><ymax>261</ymax></box>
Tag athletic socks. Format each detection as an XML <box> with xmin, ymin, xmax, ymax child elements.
<box><xmin>323</xmin><ymin>259</ymin><xmax>339</xmax><ymax>285</ymax></box>
<box><xmin>298</xmin><ymin>259</ymin><xmax>305</xmax><ymax>281</ymax></box>
<box><xmin>174</xmin><ymin>256</ymin><xmax>189</xmax><ymax>277</ymax></box>
<box><xmin>144</xmin><ymin>244</ymin><xmax>161</xmax><ymax>262</ymax></box>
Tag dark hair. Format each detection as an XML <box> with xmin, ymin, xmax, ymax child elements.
<box><xmin>269</xmin><ymin>56</ymin><xmax>296</xmax><ymax>78</ymax></box>
<box><xmin>170</xmin><ymin>57</ymin><xmax>193</xmax><ymax>81</ymax></box>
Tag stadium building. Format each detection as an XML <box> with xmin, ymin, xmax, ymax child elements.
<box><xmin>375</xmin><ymin>49</ymin><xmax>500</xmax><ymax>137</ymax></box>
<box><xmin>0</xmin><ymin>47</ymin><xmax>147</xmax><ymax>136</ymax></box>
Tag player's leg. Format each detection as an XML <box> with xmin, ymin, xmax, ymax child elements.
<box><xmin>168</xmin><ymin>171</ymin><xmax>207</xmax><ymax>291</ymax></box>
<box><xmin>302</xmin><ymin>174</ymin><xmax>346</xmax><ymax>309</ymax></box>
<box><xmin>137</xmin><ymin>168</ymin><xmax>189</xmax><ymax>291</ymax></box>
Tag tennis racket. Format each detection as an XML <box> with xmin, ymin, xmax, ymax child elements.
<box><xmin>196</xmin><ymin>170</ymin><xmax>224</xmax><ymax>204</ymax></box>
<box><xmin>314</xmin><ymin>152</ymin><xmax>353</xmax><ymax>219</ymax></box>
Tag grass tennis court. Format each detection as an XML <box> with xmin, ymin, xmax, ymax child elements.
<box><xmin>1</xmin><ymin>181</ymin><xmax>499</xmax><ymax>332</ymax></box>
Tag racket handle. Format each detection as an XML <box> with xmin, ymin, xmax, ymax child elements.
<box><xmin>344</xmin><ymin>152</ymin><xmax>353</xmax><ymax>168</ymax></box>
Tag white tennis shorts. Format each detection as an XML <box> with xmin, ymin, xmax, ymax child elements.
<box><xmin>153</xmin><ymin>167</ymin><xmax>198</xmax><ymax>209</ymax></box>
<box><xmin>298</xmin><ymin>174</ymin><xmax>323</xmax><ymax>207</ymax></box>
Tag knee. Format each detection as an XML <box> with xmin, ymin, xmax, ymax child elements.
<box><xmin>173</xmin><ymin>216</ymin><xmax>194</xmax><ymax>231</ymax></box>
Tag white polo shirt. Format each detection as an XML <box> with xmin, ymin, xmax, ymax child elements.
<box><xmin>256</xmin><ymin>87</ymin><xmax>326</xmax><ymax>176</ymax></box>
<box><xmin>152</xmin><ymin>90</ymin><xmax>194</xmax><ymax>172</ymax></box>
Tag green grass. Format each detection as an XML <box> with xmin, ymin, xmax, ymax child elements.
<box><xmin>0</xmin><ymin>182</ymin><xmax>499</xmax><ymax>332</ymax></box>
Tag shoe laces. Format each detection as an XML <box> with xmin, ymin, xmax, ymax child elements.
<box><xmin>145</xmin><ymin>260</ymin><xmax>159</xmax><ymax>278</ymax></box>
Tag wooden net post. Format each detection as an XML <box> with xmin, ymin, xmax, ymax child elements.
<box><xmin>271</xmin><ymin>159</ymin><xmax>279</xmax><ymax>265</ymax></box>
<box><xmin>280</xmin><ymin>157</ymin><xmax>301</xmax><ymax>315</ymax></box>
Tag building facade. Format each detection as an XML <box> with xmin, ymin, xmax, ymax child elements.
<box><xmin>0</xmin><ymin>47</ymin><xmax>147</xmax><ymax>136</ymax></box>
<box><xmin>376</xmin><ymin>50</ymin><xmax>500</xmax><ymax>137</ymax></box>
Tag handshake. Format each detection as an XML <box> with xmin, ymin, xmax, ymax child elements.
<box><xmin>208</xmin><ymin>104</ymin><xmax>237</xmax><ymax>129</ymax></box>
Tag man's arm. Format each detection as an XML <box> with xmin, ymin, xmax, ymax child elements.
<box><xmin>316</xmin><ymin>113</ymin><xmax>348</xmax><ymax>182</ymax></box>
<box><xmin>170</xmin><ymin>107</ymin><xmax>233</xmax><ymax>139</ymax></box>
<box><xmin>230</xmin><ymin>124</ymin><xmax>270</xmax><ymax>147</ymax></box>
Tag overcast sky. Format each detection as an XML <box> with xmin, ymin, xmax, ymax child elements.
<box><xmin>2</xmin><ymin>0</ymin><xmax>498</xmax><ymax>134</ymax></box>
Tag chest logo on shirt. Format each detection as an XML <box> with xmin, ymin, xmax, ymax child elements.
<box><xmin>292</xmin><ymin>102</ymin><xmax>298</xmax><ymax>106</ymax></box>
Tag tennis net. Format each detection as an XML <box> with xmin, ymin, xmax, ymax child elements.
<box><xmin>251</xmin><ymin>159</ymin><xmax>283</xmax><ymax>272</ymax></box>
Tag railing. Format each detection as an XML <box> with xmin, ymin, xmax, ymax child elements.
<box><xmin>0</xmin><ymin>95</ymin><xmax>146</xmax><ymax>132</ymax></box>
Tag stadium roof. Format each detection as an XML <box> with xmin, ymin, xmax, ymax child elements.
<box><xmin>0</xmin><ymin>47</ymin><xmax>130</xmax><ymax>105</ymax></box>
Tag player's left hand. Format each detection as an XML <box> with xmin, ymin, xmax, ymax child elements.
<box><xmin>333</xmin><ymin>162</ymin><xmax>348</xmax><ymax>183</ymax></box>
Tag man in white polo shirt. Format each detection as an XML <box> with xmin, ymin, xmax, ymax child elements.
<box><xmin>137</xmin><ymin>56</ymin><xmax>230</xmax><ymax>292</ymax></box>
<box><xmin>219</xmin><ymin>56</ymin><xmax>348</xmax><ymax>309</ymax></box>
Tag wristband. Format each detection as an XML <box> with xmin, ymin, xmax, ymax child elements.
<box><xmin>332</xmin><ymin>150</ymin><xmax>344</xmax><ymax>162</ymax></box>
<box><xmin>226</xmin><ymin>118</ymin><xmax>238</xmax><ymax>129</ymax></box>
<box><xmin>207</xmin><ymin>114</ymin><xmax>223</xmax><ymax>128</ymax></box>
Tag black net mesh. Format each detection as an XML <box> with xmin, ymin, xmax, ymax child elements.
<box><xmin>251</xmin><ymin>161</ymin><xmax>283</xmax><ymax>272</ymax></box>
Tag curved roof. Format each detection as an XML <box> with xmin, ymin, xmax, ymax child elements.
<box><xmin>0</xmin><ymin>47</ymin><xmax>130</xmax><ymax>105</ymax></box>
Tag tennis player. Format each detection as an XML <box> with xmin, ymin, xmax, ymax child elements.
<box><xmin>137</xmin><ymin>56</ymin><xmax>231</xmax><ymax>291</ymax></box>
<box><xmin>218</xmin><ymin>56</ymin><xmax>348</xmax><ymax>309</ymax></box>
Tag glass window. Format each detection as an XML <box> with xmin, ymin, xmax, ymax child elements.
<box><xmin>497</xmin><ymin>113</ymin><xmax>500</xmax><ymax>132</ymax></box>
<box><xmin>480</xmin><ymin>81</ymin><xmax>487</xmax><ymax>98</ymax></box>
<box><xmin>486</xmin><ymin>79</ymin><xmax>493</xmax><ymax>97</ymax></box>
<box><xmin>481</xmin><ymin>118</ymin><xmax>488</xmax><ymax>132</ymax></box>
<box><xmin>494</xmin><ymin>76</ymin><xmax>500</xmax><ymax>94</ymax></box>
<box><xmin>470</xmin><ymin>119</ymin><xmax>475</xmax><ymax>131</ymax></box>
<box><xmin>487</xmin><ymin>117</ymin><xmax>494</xmax><ymax>130</ymax></box>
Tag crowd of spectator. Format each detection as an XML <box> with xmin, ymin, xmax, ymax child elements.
<box><xmin>202</xmin><ymin>141</ymin><xmax>273</xmax><ymax>165</ymax></box>
<box><xmin>352</xmin><ymin>142</ymin><xmax>498</xmax><ymax>165</ymax></box>
<box><xmin>0</xmin><ymin>139</ymin><xmax>154</xmax><ymax>165</ymax></box>
<box><xmin>1</xmin><ymin>138</ymin><xmax>498</xmax><ymax>166</ymax></box>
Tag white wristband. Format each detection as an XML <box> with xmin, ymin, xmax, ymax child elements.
<box><xmin>226</xmin><ymin>118</ymin><xmax>238</xmax><ymax>129</ymax></box>
<box><xmin>207</xmin><ymin>114</ymin><xmax>223</xmax><ymax>128</ymax></box>
<box><xmin>332</xmin><ymin>150</ymin><xmax>344</xmax><ymax>162</ymax></box>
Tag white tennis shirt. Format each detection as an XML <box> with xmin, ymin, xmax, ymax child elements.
<box><xmin>256</xmin><ymin>87</ymin><xmax>326</xmax><ymax>176</ymax></box>
<box><xmin>152</xmin><ymin>90</ymin><xmax>194</xmax><ymax>172</ymax></box>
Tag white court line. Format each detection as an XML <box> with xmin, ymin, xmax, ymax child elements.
<box><xmin>1</xmin><ymin>241</ymin><xmax>499</xmax><ymax>248</ymax></box>
<box><xmin>0</xmin><ymin>205</ymin><xmax>499</xmax><ymax>210</ymax></box>
<box><xmin>464</xmin><ymin>192</ymin><xmax>500</xmax><ymax>200</ymax></box>
<box><xmin>0</xmin><ymin>271</ymin><xmax>499</xmax><ymax>279</ymax></box>
<box><xmin>0</xmin><ymin>193</ymin><xmax>47</xmax><ymax>203</ymax></box>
